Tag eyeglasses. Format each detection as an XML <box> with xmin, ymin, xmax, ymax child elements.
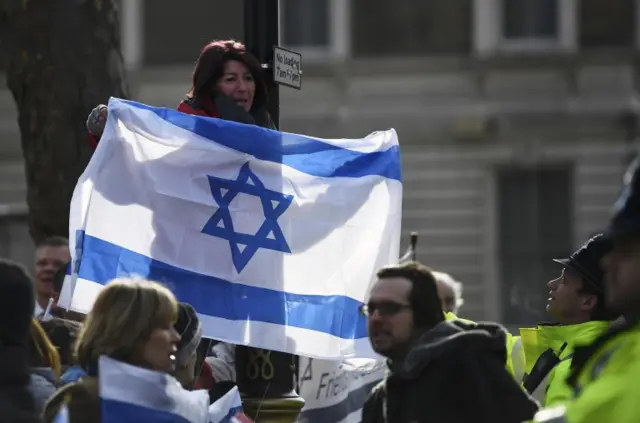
<box><xmin>359</xmin><ymin>301</ymin><xmax>411</xmax><ymax>317</ymax></box>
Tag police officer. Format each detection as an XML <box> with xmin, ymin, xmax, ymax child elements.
<box><xmin>535</xmin><ymin>158</ymin><xmax>640</xmax><ymax>422</ymax></box>
<box><xmin>519</xmin><ymin>234</ymin><xmax>618</xmax><ymax>406</ymax></box>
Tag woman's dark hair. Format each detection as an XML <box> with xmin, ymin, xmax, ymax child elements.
<box><xmin>376</xmin><ymin>262</ymin><xmax>445</xmax><ymax>328</ymax></box>
<box><xmin>188</xmin><ymin>39</ymin><xmax>267</xmax><ymax>111</ymax></box>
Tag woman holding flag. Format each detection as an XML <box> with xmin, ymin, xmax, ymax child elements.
<box><xmin>43</xmin><ymin>279</ymin><xmax>183</xmax><ymax>422</ymax></box>
<box><xmin>84</xmin><ymin>38</ymin><xmax>276</xmax><ymax>397</ymax></box>
<box><xmin>87</xmin><ymin>39</ymin><xmax>275</xmax><ymax>147</ymax></box>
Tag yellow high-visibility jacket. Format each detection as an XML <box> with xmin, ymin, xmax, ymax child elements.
<box><xmin>518</xmin><ymin>321</ymin><xmax>609</xmax><ymax>406</ymax></box>
<box><xmin>533</xmin><ymin>321</ymin><xmax>640</xmax><ymax>423</ymax></box>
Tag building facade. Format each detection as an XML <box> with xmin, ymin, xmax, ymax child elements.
<box><xmin>1</xmin><ymin>0</ymin><xmax>638</xmax><ymax>326</ymax></box>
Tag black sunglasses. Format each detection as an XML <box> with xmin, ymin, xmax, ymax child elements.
<box><xmin>360</xmin><ymin>301</ymin><xmax>411</xmax><ymax>317</ymax></box>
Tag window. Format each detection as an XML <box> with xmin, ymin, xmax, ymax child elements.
<box><xmin>282</xmin><ymin>0</ymin><xmax>330</xmax><ymax>48</ymax></box>
<box><xmin>474</xmin><ymin>0</ymin><xmax>576</xmax><ymax>55</ymax></box>
<box><xmin>281</xmin><ymin>0</ymin><xmax>347</xmax><ymax>59</ymax></box>
<box><xmin>580</xmin><ymin>0</ymin><xmax>635</xmax><ymax>49</ymax></box>
<box><xmin>497</xmin><ymin>166</ymin><xmax>573</xmax><ymax>325</ymax></box>
<box><xmin>143</xmin><ymin>0</ymin><xmax>243</xmax><ymax>66</ymax></box>
<box><xmin>352</xmin><ymin>0</ymin><xmax>471</xmax><ymax>57</ymax></box>
<box><xmin>502</xmin><ymin>0</ymin><xmax>558</xmax><ymax>41</ymax></box>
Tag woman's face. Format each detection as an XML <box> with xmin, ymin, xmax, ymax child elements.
<box><xmin>140</xmin><ymin>323</ymin><xmax>180</xmax><ymax>373</ymax></box>
<box><xmin>216</xmin><ymin>60</ymin><xmax>256</xmax><ymax>112</ymax></box>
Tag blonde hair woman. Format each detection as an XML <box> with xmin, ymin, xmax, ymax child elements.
<box><xmin>43</xmin><ymin>279</ymin><xmax>181</xmax><ymax>423</ymax></box>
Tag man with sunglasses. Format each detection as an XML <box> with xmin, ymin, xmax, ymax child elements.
<box><xmin>360</xmin><ymin>262</ymin><xmax>538</xmax><ymax>423</ymax></box>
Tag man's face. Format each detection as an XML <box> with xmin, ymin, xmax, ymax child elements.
<box><xmin>546</xmin><ymin>267</ymin><xmax>594</xmax><ymax>323</ymax></box>
<box><xmin>602</xmin><ymin>239</ymin><xmax>640</xmax><ymax>315</ymax></box>
<box><xmin>366</xmin><ymin>277</ymin><xmax>414</xmax><ymax>359</ymax></box>
<box><xmin>435</xmin><ymin>280</ymin><xmax>456</xmax><ymax>313</ymax></box>
<box><xmin>34</xmin><ymin>245</ymin><xmax>70</xmax><ymax>298</ymax></box>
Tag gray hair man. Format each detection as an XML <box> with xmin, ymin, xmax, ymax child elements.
<box><xmin>433</xmin><ymin>271</ymin><xmax>464</xmax><ymax>314</ymax></box>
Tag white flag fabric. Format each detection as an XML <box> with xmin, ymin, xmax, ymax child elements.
<box><xmin>59</xmin><ymin>98</ymin><xmax>402</xmax><ymax>359</ymax></box>
<box><xmin>298</xmin><ymin>357</ymin><xmax>387</xmax><ymax>423</ymax></box>
<box><xmin>99</xmin><ymin>356</ymin><xmax>210</xmax><ymax>423</ymax></box>
<box><xmin>207</xmin><ymin>386</ymin><xmax>245</xmax><ymax>423</ymax></box>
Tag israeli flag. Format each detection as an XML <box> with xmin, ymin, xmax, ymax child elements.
<box><xmin>99</xmin><ymin>356</ymin><xmax>210</xmax><ymax>423</ymax></box>
<box><xmin>59</xmin><ymin>98</ymin><xmax>402</xmax><ymax>359</ymax></box>
<box><xmin>208</xmin><ymin>386</ymin><xmax>244</xmax><ymax>423</ymax></box>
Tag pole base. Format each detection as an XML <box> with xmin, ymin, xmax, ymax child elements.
<box><xmin>242</xmin><ymin>393</ymin><xmax>305</xmax><ymax>423</ymax></box>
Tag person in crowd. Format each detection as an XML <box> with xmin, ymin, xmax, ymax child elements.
<box><xmin>172</xmin><ymin>302</ymin><xmax>216</xmax><ymax>390</ymax></box>
<box><xmin>28</xmin><ymin>319</ymin><xmax>61</xmax><ymax>413</ymax></box>
<box><xmin>43</xmin><ymin>278</ymin><xmax>181</xmax><ymax>423</ymax></box>
<box><xmin>361</xmin><ymin>261</ymin><xmax>538</xmax><ymax>423</ymax></box>
<box><xmin>33</xmin><ymin>237</ymin><xmax>70</xmax><ymax>319</ymax></box>
<box><xmin>518</xmin><ymin>234</ymin><xmax>617</xmax><ymax>406</ymax></box>
<box><xmin>85</xmin><ymin>39</ymin><xmax>275</xmax><ymax>393</ymax></box>
<box><xmin>55</xmin><ymin>300</ymin><xmax>215</xmax><ymax>390</ymax></box>
<box><xmin>86</xmin><ymin>38</ymin><xmax>274</xmax><ymax>148</ymax></box>
<box><xmin>535</xmin><ymin>160</ymin><xmax>640</xmax><ymax>422</ymax></box>
<box><xmin>205</xmin><ymin>341</ymin><xmax>237</xmax><ymax>384</ymax></box>
<box><xmin>432</xmin><ymin>271</ymin><xmax>464</xmax><ymax>314</ymax></box>
<box><xmin>43</xmin><ymin>318</ymin><xmax>83</xmax><ymax>384</ymax></box>
<box><xmin>0</xmin><ymin>259</ymin><xmax>41</xmax><ymax>423</ymax></box>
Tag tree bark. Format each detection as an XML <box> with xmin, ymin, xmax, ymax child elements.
<box><xmin>0</xmin><ymin>0</ymin><xmax>128</xmax><ymax>243</ymax></box>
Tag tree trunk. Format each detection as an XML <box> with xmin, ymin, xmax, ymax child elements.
<box><xmin>0</xmin><ymin>0</ymin><xmax>128</xmax><ymax>244</ymax></box>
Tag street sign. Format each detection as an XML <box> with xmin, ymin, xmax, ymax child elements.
<box><xmin>273</xmin><ymin>46</ymin><xmax>302</xmax><ymax>90</ymax></box>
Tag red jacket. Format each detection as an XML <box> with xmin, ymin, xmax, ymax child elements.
<box><xmin>194</xmin><ymin>360</ymin><xmax>216</xmax><ymax>390</ymax></box>
<box><xmin>87</xmin><ymin>97</ymin><xmax>218</xmax><ymax>150</ymax></box>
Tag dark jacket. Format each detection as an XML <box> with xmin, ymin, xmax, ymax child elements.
<box><xmin>0</xmin><ymin>347</ymin><xmax>41</xmax><ymax>423</ymax></box>
<box><xmin>361</xmin><ymin>320</ymin><xmax>539</xmax><ymax>423</ymax></box>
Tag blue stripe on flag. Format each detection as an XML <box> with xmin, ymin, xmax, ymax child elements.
<box><xmin>102</xmin><ymin>397</ymin><xmax>194</xmax><ymax>423</ymax></box>
<box><xmin>220</xmin><ymin>406</ymin><xmax>244</xmax><ymax>423</ymax></box>
<box><xmin>117</xmin><ymin>99</ymin><xmax>402</xmax><ymax>181</ymax></box>
<box><xmin>76</xmin><ymin>232</ymin><xmax>368</xmax><ymax>340</ymax></box>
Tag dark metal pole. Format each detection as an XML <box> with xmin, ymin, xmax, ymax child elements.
<box><xmin>410</xmin><ymin>232</ymin><xmax>418</xmax><ymax>262</ymax></box>
<box><xmin>239</xmin><ymin>2</ymin><xmax>304</xmax><ymax>421</ymax></box>
<box><xmin>244</xmin><ymin>0</ymin><xmax>280</xmax><ymax>128</ymax></box>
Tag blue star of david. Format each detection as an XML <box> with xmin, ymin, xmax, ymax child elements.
<box><xmin>201</xmin><ymin>162</ymin><xmax>294</xmax><ymax>273</ymax></box>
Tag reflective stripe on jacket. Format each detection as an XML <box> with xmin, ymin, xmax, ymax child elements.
<box><xmin>534</xmin><ymin>321</ymin><xmax>640</xmax><ymax>423</ymax></box>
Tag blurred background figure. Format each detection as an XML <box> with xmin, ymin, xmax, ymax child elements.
<box><xmin>173</xmin><ymin>302</ymin><xmax>215</xmax><ymax>390</ymax></box>
<box><xmin>33</xmin><ymin>237</ymin><xmax>70</xmax><ymax>319</ymax></box>
<box><xmin>0</xmin><ymin>258</ymin><xmax>41</xmax><ymax>423</ymax></box>
<box><xmin>361</xmin><ymin>262</ymin><xmax>538</xmax><ymax>423</ymax></box>
<box><xmin>44</xmin><ymin>278</ymin><xmax>181</xmax><ymax>423</ymax></box>
<box><xmin>433</xmin><ymin>271</ymin><xmax>464</xmax><ymax>314</ymax></box>
<box><xmin>27</xmin><ymin>318</ymin><xmax>61</xmax><ymax>413</ymax></box>
<box><xmin>43</xmin><ymin>317</ymin><xmax>83</xmax><ymax>384</ymax></box>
